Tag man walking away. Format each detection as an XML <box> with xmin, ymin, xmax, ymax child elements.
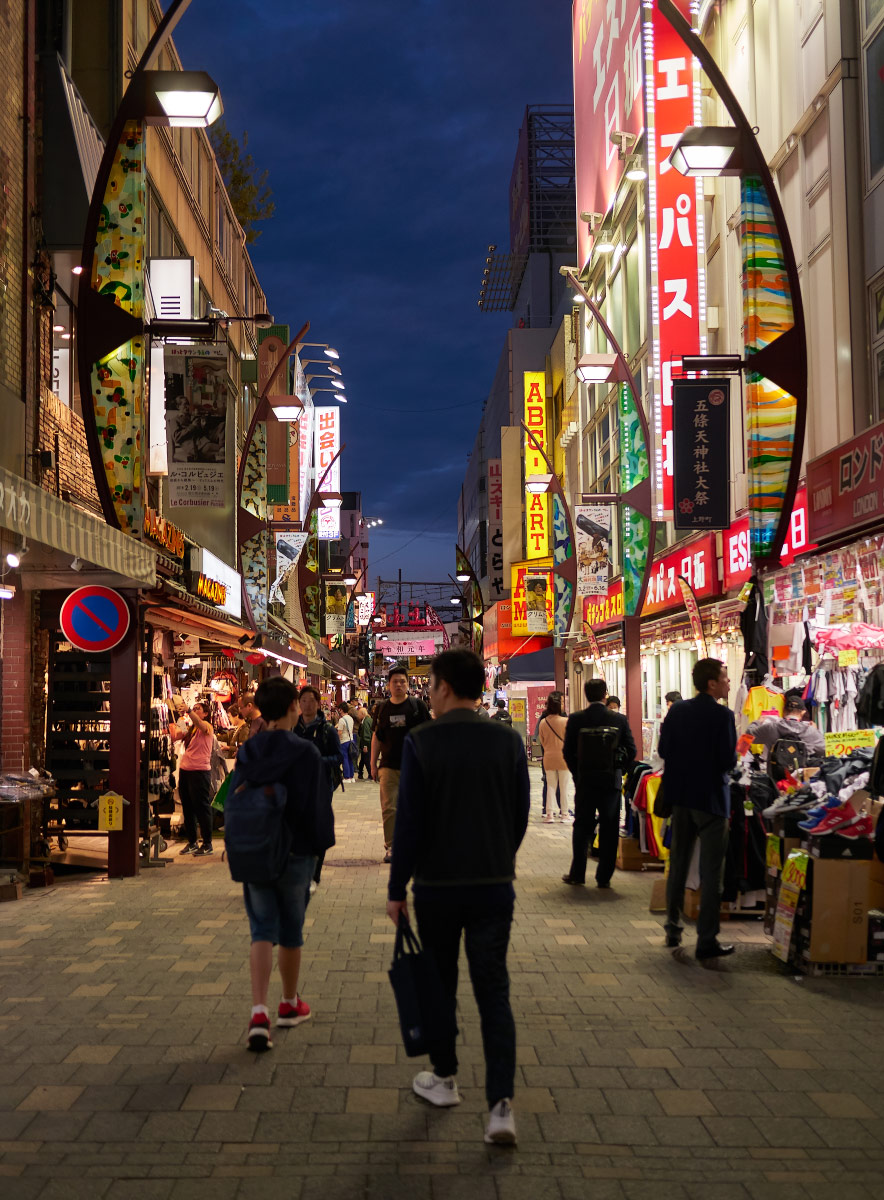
<box><xmin>491</xmin><ymin>698</ymin><xmax>513</xmax><ymax>724</ymax></box>
<box><xmin>356</xmin><ymin>705</ymin><xmax>373</xmax><ymax>778</ymax></box>
<box><xmin>230</xmin><ymin>677</ymin><xmax>335</xmax><ymax>1050</ymax></box>
<box><xmin>387</xmin><ymin>650</ymin><xmax>529</xmax><ymax>1145</ymax></box>
<box><xmin>371</xmin><ymin>667</ymin><xmax>430</xmax><ymax>863</ymax></box>
<box><xmin>294</xmin><ymin>686</ymin><xmax>343</xmax><ymax>890</ymax></box>
<box><xmin>562</xmin><ymin>679</ymin><xmax>636</xmax><ymax>889</ymax></box>
<box><xmin>659</xmin><ymin>658</ymin><xmax>737</xmax><ymax>961</ymax></box>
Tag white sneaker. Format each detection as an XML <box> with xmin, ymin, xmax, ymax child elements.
<box><xmin>484</xmin><ymin>1097</ymin><xmax>517</xmax><ymax>1144</ymax></box>
<box><xmin>412</xmin><ymin>1071</ymin><xmax>461</xmax><ymax>1107</ymax></box>
<box><xmin>542</xmin><ymin>815</ymin><xmax>555</xmax><ymax>824</ymax></box>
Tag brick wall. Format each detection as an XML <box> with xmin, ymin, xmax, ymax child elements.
<box><xmin>0</xmin><ymin>586</ymin><xmax>32</xmax><ymax>773</ymax></box>
<box><xmin>0</xmin><ymin>0</ymin><xmax>24</xmax><ymax>407</ymax></box>
<box><xmin>36</xmin><ymin>389</ymin><xmax>103</xmax><ymax>516</ymax></box>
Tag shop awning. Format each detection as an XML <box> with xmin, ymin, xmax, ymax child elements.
<box><xmin>1</xmin><ymin>466</ymin><xmax>155</xmax><ymax>587</ymax></box>
<box><xmin>41</xmin><ymin>52</ymin><xmax>104</xmax><ymax>252</ymax></box>
<box><xmin>505</xmin><ymin>647</ymin><xmax>556</xmax><ymax>682</ymax></box>
<box><xmin>144</xmin><ymin>581</ymin><xmax>254</xmax><ymax>650</ymax></box>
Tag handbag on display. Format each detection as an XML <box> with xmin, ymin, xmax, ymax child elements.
<box><xmin>388</xmin><ymin>915</ymin><xmax>457</xmax><ymax>1057</ymax></box>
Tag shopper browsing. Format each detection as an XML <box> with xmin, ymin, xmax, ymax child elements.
<box><xmin>171</xmin><ymin>701</ymin><xmax>216</xmax><ymax>857</ymax></box>
<box><xmin>240</xmin><ymin>691</ymin><xmax>268</xmax><ymax>739</ymax></box>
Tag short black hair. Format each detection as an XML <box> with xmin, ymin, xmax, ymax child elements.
<box><xmin>298</xmin><ymin>685</ymin><xmax>322</xmax><ymax>704</ymax></box>
<box><xmin>606</xmin><ymin>696</ymin><xmax>620</xmax><ymax>707</ymax></box>
<box><xmin>664</xmin><ymin>691</ymin><xmax>682</xmax><ymax>705</ymax></box>
<box><xmin>785</xmin><ymin>697</ymin><xmax>807</xmax><ymax>716</ymax></box>
<box><xmin>496</xmin><ymin>698</ymin><xmax>506</xmax><ymax>709</ymax></box>
<box><xmin>255</xmin><ymin>676</ymin><xmax>298</xmax><ymax>721</ymax></box>
<box><xmin>584</xmin><ymin>679</ymin><xmax>608</xmax><ymax>703</ymax></box>
<box><xmin>388</xmin><ymin>665</ymin><xmax>408</xmax><ymax>681</ymax></box>
<box><xmin>430</xmin><ymin>649</ymin><xmax>484</xmax><ymax>700</ymax></box>
<box><xmin>692</xmin><ymin>658</ymin><xmax>724</xmax><ymax>694</ymax></box>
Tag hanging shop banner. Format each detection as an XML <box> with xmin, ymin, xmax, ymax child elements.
<box><xmin>324</xmin><ymin>580</ymin><xmax>348</xmax><ymax>636</ymax></box>
<box><xmin>552</xmin><ymin>492</ymin><xmax>574</xmax><ymax>649</ymax></box>
<box><xmin>379</xmin><ymin>638</ymin><xmax>437</xmax><ymax>657</ymax></box>
<box><xmin>723</xmin><ymin>487</ymin><xmax>814</xmax><ymax>590</ymax></box>
<box><xmin>574</xmin><ymin>503</ymin><xmax>612</xmax><ymax>597</ymax></box>
<box><xmin>357</xmin><ymin>591</ymin><xmax>375</xmax><ymax>626</ymax></box>
<box><xmin>164</xmin><ymin>345</ymin><xmax>228</xmax><ymax>508</ymax></box>
<box><xmin>585</xmin><ymin>627</ymin><xmax>602</xmax><ymax>662</ymax></box>
<box><xmin>487</xmin><ymin>458</ymin><xmax>506</xmax><ymax>602</ymax></box>
<box><xmin>677</xmin><ymin>575</ymin><xmax>707</xmax><ymax>658</ymax></box>
<box><xmin>313</xmin><ymin>406</ymin><xmax>340</xmax><ymax>540</ymax></box>
<box><xmin>296</xmin><ymin>363</ymin><xmax>315</xmax><ymax>526</ymax></box>
<box><xmin>572</xmin><ymin>0</ymin><xmax>643</xmax><ymax>271</ymax></box>
<box><xmin>523</xmin><ymin>372</ymin><xmax>550</xmax><ymax>559</ymax></box>
<box><xmin>524</xmin><ymin>572</ymin><xmax>552</xmax><ymax>634</ymax></box>
<box><xmin>618</xmin><ymin>380</ymin><xmax>653</xmax><ymax>619</ymax></box>
<box><xmin>583</xmin><ymin>583</ymin><xmax>624</xmax><ymax>632</ymax></box>
<box><xmin>808</xmin><ymin>420</ymin><xmax>884</xmax><ymax>545</ymax></box>
<box><xmin>672</xmin><ymin>378</ymin><xmax>730</xmax><ymax>530</ymax></box>
<box><xmin>643</xmin><ymin>0</ymin><xmax>703</xmax><ymax>515</ymax></box>
<box><xmin>270</xmin><ymin>531</ymin><xmax>309</xmax><ymax>605</ymax></box>
<box><xmin>511</xmin><ymin>560</ymin><xmax>554</xmax><ymax>637</ymax></box>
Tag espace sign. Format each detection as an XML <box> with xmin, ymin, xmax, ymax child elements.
<box><xmin>723</xmin><ymin>488</ymin><xmax>815</xmax><ymax>590</ymax></box>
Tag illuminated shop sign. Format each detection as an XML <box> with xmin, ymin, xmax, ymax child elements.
<box><xmin>523</xmin><ymin>371</ymin><xmax>549</xmax><ymax>559</ymax></box>
<box><xmin>188</xmin><ymin>547</ymin><xmax>242</xmax><ymax>620</ymax></box>
<box><xmin>143</xmin><ymin>507</ymin><xmax>185</xmax><ymax>559</ymax></box>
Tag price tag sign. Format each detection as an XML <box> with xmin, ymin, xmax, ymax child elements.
<box><xmin>771</xmin><ymin>880</ymin><xmax>801</xmax><ymax>962</ymax></box>
<box><xmin>98</xmin><ymin>790</ymin><xmax>125</xmax><ymax>832</ymax></box>
<box><xmin>838</xmin><ymin>649</ymin><xmax>859</xmax><ymax>666</ymax></box>
<box><xmin>781</xmin><ymin>850</ymin><xmax>809</xmax><ymax>891</ymax></box>
<box><xmin>765</xmin><ymin>834</ymin><xmax>782</xmax><ymax>872</ymax></box>
<box><xmin>824</xmin><ymin>729</ymin><xmax>876</xmax><ymax>757</ymax></box>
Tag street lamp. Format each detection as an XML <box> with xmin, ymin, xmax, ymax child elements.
<box><xmin>668</xmin><ymin>126</ymin><xmax>744</xmax><ymax>177</ymax></box>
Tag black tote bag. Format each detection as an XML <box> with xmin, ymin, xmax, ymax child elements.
<box><xmin>388</xmin><ymin>915</ymin><xmax>457</xmax><ymax>1057</ymax></box>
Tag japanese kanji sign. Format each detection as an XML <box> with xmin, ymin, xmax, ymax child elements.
<box><xmin>313</xmin><ymin>407</ymin><xmax>340</xmax><ymax>540</ymax></box>
<box><xmin>575</xmin><ymin>503</ymin><xmax>613</xmax><ymax>597</ymax></box>
<box><xmin>672</xmin><ymin>378</ymin><xmax>730</xmax><ymax>530</ymax></box>
<box><xmin>643</xmin><ymin>0</ymin><xmax>704</xmax><ymax>515</ymax></box>
<box><xmin>487</xmin><ymin>458</ymin><xmax>506</xmax><ymax>601</ymax></box>
<box><xmin>523</xmin><ymin>372</ymin><xmax>550</xmax><ymax>560</ymax></box>
<box><xmin>808</xmin><ymin>418</ymin><xmax>884</xmax><ymax>544</ymax></box>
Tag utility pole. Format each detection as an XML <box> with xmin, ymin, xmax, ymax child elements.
<box><xmin>398</xmin><ymin>567</ymin><xmax>402</xmax><ymax>610</ymax></box>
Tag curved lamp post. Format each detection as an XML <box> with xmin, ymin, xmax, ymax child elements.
<box><xmin>454</xmin><ymin>547</ymin><xmax>484</xmax><ymax>654</ymax></box>
<box><xmin>658</xmin><ymin>0</ymin><xmax>807</xmax><ymax>570</ymax></box>
<box><xmin>295</xmin><ymin>445</ymin><xmax>347</xmax><ymax>650</ymax></box>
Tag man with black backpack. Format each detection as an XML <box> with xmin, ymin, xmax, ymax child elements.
<box><xmin>227</xmin><ymin>677</ymin><xmax>335</xmax><ymax>1052</ymax></box>
<box><xmin>371</xmin><ymin>666</ymin><xmax>430</xmax><ymax>863</ymax></box>
<box><xmin>562</xmin><ymin>678</ymin><xmax>636</xmax><ymax>889</ymax></box>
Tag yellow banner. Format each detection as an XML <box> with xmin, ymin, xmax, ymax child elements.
<box><xmin>523</xmin><ymin>371</ymin><xmax>549</xmax><ymax>559</ymax></box>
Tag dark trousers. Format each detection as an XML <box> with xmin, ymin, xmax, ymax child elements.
<box><xmin>665</xmin><ymin>806</ymin><xmax>729</xmax><ymax>951</ymax></box>
<box><xmin>414</xmin><ymin>895</ymin><xmax>515</xmax><ymax>1109</ymax></box>
<box><xmin>569</xmin><ymin>777</ymin><xmax>621</xmax><ymax>885</ymax></box>
<box><xmin>179</xmin><ymin>769</ymin><xmax>213</xmax><ymax>845</ymax></box>
<box><xmin>357</xmin><ymin>745</ymin><xmax>371</xmax><ymax>779</ymax></box>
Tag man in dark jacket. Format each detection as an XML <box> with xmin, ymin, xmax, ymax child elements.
<box><xmin>294</xmin><ymin>685</ymin><xmax>344</xmax><ymax>889</ymax></box>
<box><xmin>562</xmin><ymin>678</ymin><xmax>636</xmax><ymax>889</ymax></box>
<box><xmin>491</xmin><ymin>698</ymin><xmax>513</xmax><ymax>724</ymax></box>
<box><xmin>232</xmin><ymin>677</ymin><xmax>335</xmax><ymax>1052</ymax></box>
<box><xmin>387</xmin><ymin>649</ymin><xmax>529</xmax><ymax>1147</ymax></box>
<box><xmin>658</xmin><ymin>658</ymin><xmax>737</xmax><ymax>961</ymax></box>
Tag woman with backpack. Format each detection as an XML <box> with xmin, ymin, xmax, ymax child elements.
<box><xmin>295</xmin><ymin>686</ymin><xmax>345</xmax><ymax>889</ymax></box>
<box><xmin>538</xmin><ymin>692</ymin><xmax>571</xmax><ymax>823</ymax></box>
<box><xmin>336</xmin><ymin>703</ymin><xmax>357</xmax><ymax>780</ymax></box>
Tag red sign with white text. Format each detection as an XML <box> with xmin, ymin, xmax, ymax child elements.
<box><xmin>723</xmin><ymin>487</ymin><xmax>816</xmax><ymax>590</ymax></box>
<box><xmin>572</xmin><ymin>0</ymin><xmax>643</xmax><ymax>270</ymax></box>
<box><xmin>644</xmin><ymin>0</ymin><xmax>702</xmax><ymax>514</ymax></box>
<box><xmin>583</xmin><ymin>534</ymin><xmax>720</xmax><ymax>630</ymax></box>
<box><xmin>807</xmin><ymin>421</ymin><xmax>884</xmax><ymax>544</ymax></box>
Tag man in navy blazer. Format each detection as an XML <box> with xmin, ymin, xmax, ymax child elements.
<box><xmin>658</xmin><ymin>658</ymin><xmax>737</xmax><ymax>961</ymax></box>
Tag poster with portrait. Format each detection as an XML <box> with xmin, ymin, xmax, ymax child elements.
<box><xmin>524</xmin><ymin>573</ymin><xmax>551</xmax><ymax>634</ymax></box>
<box><xmin>164</xmin><ymin>345</ymin><xmax>228</xmax><ymax>507</ymax></box>
<box><xmin>574</xmin><ymin>504</ymin><xmax>612</xmax><ymax>598</ymax></box>
<box><xmin>324</xmin><ymin>581</ymin><xmax>348</xmax><ymax>636</ymax></box>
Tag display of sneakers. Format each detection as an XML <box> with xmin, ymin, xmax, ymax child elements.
<box><xmin>277</xmin><ymin>996</ymin><xmax>311</xmax><ymax>1027</ymax></box>
<box><xmin>804</xmin><ymin>803</ymin><xmax>859</xmax><ymax>836</ymax></box>
<box><xmin>795</xmin><ymin>797</ymin><xmax>842</xmax><ymax>828</ymax></box>
<box><xmin>484</xmin><ymin>1098</ymin><xmax>517</xmax><ymax>1145</ymax></box>
<box><xmin>412</xmin><ymin>1071</ymin><xmax>461</xmax><ymax>1107</ymax></box>
<box><xmin>832</xmin><ymin>814</ymin><xmax>875</xmax><ymax>840</ymax></box>
<box><xmin>246</xmin><ymin>1011</ymin><xmax>272</xmax><ymax>1052</ymax></box>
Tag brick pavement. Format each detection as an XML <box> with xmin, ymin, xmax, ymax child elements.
<box><xmin>2</xmin><ymin>772</ymin><xmax>884</xmax><ymax>1199</ymax></box>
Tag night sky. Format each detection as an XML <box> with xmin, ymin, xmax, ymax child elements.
<box><xmin>174</xmin><ymin>0</ymin><xmax>572</xmax><ymax>587</ymax></box>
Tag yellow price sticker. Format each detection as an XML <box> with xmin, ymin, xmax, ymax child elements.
<box><xmin>824</xmin><ymin>729</ymin><xmax>875</xmax><ymax>757</ymax></box>
<box><xmin>781</xmin><ymin>850</ymin><xmax>809</xmax><ymax>891</ymax></box>
<box><xmin>838</xmin><ymin>649</ymin><xmax>858</xmax><ymax>667</ymax></box>
<box><xmin>765</xmin><ymin>834</ymin><xmax>782</xmax><ymax>872</ymax></box>
<box><xmin>98</xmin><ymin>790</ymin><xmax>125</xmax><ymax>832</ymax></box>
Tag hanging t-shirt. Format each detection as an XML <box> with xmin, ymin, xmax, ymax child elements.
<box><xmin>743</xmin><ymin>686</ymin><xmax>784</xmax><ymax>723</ymax></box>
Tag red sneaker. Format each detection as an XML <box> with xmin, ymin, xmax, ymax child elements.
<box><xmin>277</xmin><ymin>996</ymin><xmax>311</xmax><ymax>1027</ymax></box>
<box><xmin>807</xmin><ymin>803</ymin><xmax>857</xmax><ymax>836</ymax></box>
<box><xmin>247</xmin><ymin>1011</ymin><xmax>272</xmax><ymax>1052</ymax></box>
<box><xmin>835</xmin><ymin>815</ymin><xmax>875</xmax><ymax>840</ymax></box>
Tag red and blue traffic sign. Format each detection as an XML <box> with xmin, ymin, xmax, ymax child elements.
<box><xmin>60</xmin><ymin>586</ymin><xmax>131</xmax><ymax>653</ymax></box>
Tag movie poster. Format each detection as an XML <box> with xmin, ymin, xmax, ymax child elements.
<box><xmin>164</xmin><ymin>345</ymin><xmax>228</xmax><ymax>507</ymax></box>
<box><xmin>574</xmin><ymin>504</ymin><xmax>612</xmax><ymax>598</ymax></box>
<box><xmin>324</xmin><ymin>580</ymin><xmax>348</xmax><ymax>636</ymax></box>
<box><xmin>524</xmin><ymin>573</ymin><xmax>551</xmax><ymax>634</ymax></box>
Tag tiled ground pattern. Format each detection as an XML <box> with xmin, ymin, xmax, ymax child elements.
<box><xmin>2</xmin><ymin>773</ymin><xmax>884</xmax><ymax>1199</ymax></box>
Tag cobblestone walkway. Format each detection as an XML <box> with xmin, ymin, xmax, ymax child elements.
<box><xmin>2</xmin><ymin>773</ymin><xmax>884</xmax><ymax>1199</ymax></box>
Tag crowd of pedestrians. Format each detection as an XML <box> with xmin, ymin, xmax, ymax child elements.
<box><xmin>171</xmin><ymin>650</ymin><xmax>743</xmax><ymax>1147</ymax></box>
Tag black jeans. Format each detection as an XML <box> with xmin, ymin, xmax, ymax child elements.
<box><xmin>357</xmin><ymin>745</ymin><xmax>371</xmax><ymax>778</ymax></box>
<box><xmin>665</xmin><ymin>806</ymin><xmax>729</xmax><ymax>951</ymax></box>
<box><xmin>414</xmin><ymin>894</ymin><xmax>515</xmax><ymax>1108</ymax></box>
<box><xmin>569</xmin><ymin>774</ymin><xmax>621</xmax><ymax>885</ymax></box>
<box><xmin>178</xmin><ymin>769</ymin><xmax>213</xmax><ymax>846</ymax></box>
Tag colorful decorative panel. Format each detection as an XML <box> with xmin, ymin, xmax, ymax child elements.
<box><xmin>552</xmin><ymin>493</ymin><xmax>573</xmax><ymax>649</ymax></box>
<box><xmin>241</xmin><ymin>421</ymin><xmax>266</xmax><ymax>520</ymax></box>
<box><xmin>618</xmin><ymin>381</ymin><xmax>652</xmax><ymax>618</ymax></box>
<box><xmin>88</xmin><ymin>119</ymin><xmax>145</xmax><ymax>534</ymax></box>
<box><xmin>621</xmin><ymin>508</ymin><xmax>651</xmax><ymax>618</ymax></box>
<box><xmin>242</xmin><ymin>530</ymin><xmax>268</xmax><ymax>632</ymax></box>
<box><xmin>741</xmin><ymin>177</ymin><xmax>798</xmax><ymax>561</ymax></box>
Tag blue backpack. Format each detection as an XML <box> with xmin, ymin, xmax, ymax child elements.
<box><xmin>224</xmin><ymin>774</ymin><xmax>293</xmax><ymax>884</ymax></box>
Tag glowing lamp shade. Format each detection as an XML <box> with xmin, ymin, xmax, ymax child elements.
<box><xmin>525</xmin><ymin>473</ymin><xmax>553</xmax><ymax>494</ymax></box>
<box><xmin>594</xmin><ymin>231</ymin><xmax>616</xmax><ymax>254</ymax></box>
<box><xmin>576</xmin><ymin>353</ymin><xmax>618</xmax><ymax>384</ymax></box>
<box><xmin>327</xmin><ymin>364</ymin><xmax>343</xmax><ymax>376</ymax></box>
<box><xmin>331</xmin><ymin>378</ymin><xmax>346</xmax><ymax>390</ymax></box>
<box><xmin>669</xmin><ymin>126</ymin><xmax>743</xmax><ymax>177</ymax></box>
<box><xmin>319</xmin><ymin>491</ymin><xmax>343</xmax><ymax>509</ymax></box>
<box><xmin>343</xmin><ymin>574</ymin><xmax>358</xmax><ymax>586</ymax></box>
<box><xmin>456</xmin><ymin>571</ymin><xmax>471</xmax><ymax>583</ymax></box>
<box><xmin>151</xmin><ymin>70</ymin><xmax>223</xmax><ymax>128</ymax></box>
<box><xmin>450</xmin><ymin>596</ymin><xmax>463</xmax><ymax>605</ymax></box>
<box><xmin>324</xmin><ymin>347</ymin><xmax>340</xmax><ymax>359</ymax></box>
<box><xmin>272</xmin><ymin>405</ymin><xmax>303</xmax><ymax>421</ymax></box>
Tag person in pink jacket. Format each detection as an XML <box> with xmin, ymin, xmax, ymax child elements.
<box><xmin>538</xmin><ymin>694</ymin><xmax>571</xmax><ymax>823</ymax></box>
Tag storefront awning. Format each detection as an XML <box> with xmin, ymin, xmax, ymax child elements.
<box><xmin>1</xmin><ymin>466</ymin><xmax>155</xmax><ymax>587</ymax></box>
<box><xmin>506</xmin><ymin>647</ymin><xmax>556</xmax><ymax>682</ymax></box>
<box><xmin>145</xmin><ymin>581</ymin><xmax>253</xmax><ymax>650</ymax></box>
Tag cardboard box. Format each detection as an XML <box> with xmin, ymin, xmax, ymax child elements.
<box><xmin>869</xmin><ymin>856</ymin><xmax>884</xmax><ymax>910</ymax></box>
<box><xmin>806</xmin><ymin>859</ymin><xmax>870</xmax><ymax>964</ymax></box>
<box><xmin>649</xmin><ymin>877</ymin><xmax>667</xmax><ymax>912</ymax></box>
<box><xmin>805</xmin><ymin>835</ymin><xmax>873</xmax><ymax>860</ymax></box>
<box><xmin>616</xmin><ymin>837</ymin><xmax>647</xmax><ymax>871</ymax></box>
<box><xmin>0</xmin><ymin>881</ymin><xmax>22</xmax><ymax>902</ymax></box>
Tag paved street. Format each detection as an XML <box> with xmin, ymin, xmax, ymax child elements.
<box><xmin>2</xmin><ymin>772</ymin><xmax>884</xmax><ymax>1200</ymax></box>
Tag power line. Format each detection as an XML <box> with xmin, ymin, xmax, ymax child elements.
<box><xmin>368</xmin><ymin>504</ymin><xmax>454</xmax><ymax>570</ymax></box>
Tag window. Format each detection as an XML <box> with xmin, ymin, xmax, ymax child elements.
<box><xmin>866</xmin><ymin>23</ymin><xmax>884</xmax><ymax>184</ymax></box>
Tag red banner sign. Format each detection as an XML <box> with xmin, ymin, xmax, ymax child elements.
<box><xmin>723</xmin><ymin>487</ymin><xmax>815</xmax><ymax>590</ymax></box>
<box><xmin>807</xmin><ymin>421</ymin><xmax>884</xmax><ymax>545</ymax></box>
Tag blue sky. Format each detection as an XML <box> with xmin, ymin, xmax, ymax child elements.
<box><xmin>174</xmin><ymin>0</ymin><xmax>572</xmax><ymax>583</ymax></box>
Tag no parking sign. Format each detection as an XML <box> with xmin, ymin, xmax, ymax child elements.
<box><xmin>60</xmin><ymin>586</ymin><xmax>131</xmax><ymax>653</ymax></box>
